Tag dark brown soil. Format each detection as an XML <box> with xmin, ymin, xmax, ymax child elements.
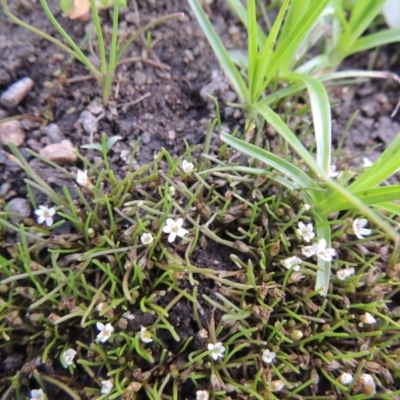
<box><xmin>1</xmin><ymin>1</ymin><xmax>400</xmax><ymax>399</ymax></box>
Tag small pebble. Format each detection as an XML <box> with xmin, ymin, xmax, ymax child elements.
<box><xmin>133</xmin><ymin>70</ymin><xmax>146</xmax><ymax>86</ymax></box>
<box><xmin>79</xmin><ymin>110</ymin><xmax>98</xmax><ymax>136</ymax></box>
<box><xmin>0</xmin><ymin>120</ymin><xmax>25</xmax><ymax>146</ymax></box>
<box><xmin>0</xmin><ymin>77</ymin><xmax>34</xmax><ymax>108</ymax></box>
<box><xmin>44</xmin><ymin>123</ymin><xmax>65</xmax><ymax>143</ymax></box>
<box><xmin>6</xmin><ymin>198</ymin><xmax>31</xmax><ymax>223</ymax></box>
<box><xmin>141</xmin><ymin>131</ymin><xmax>151</xmax><ymax>144</ymax></box>
<box><xmin>39</xmin><ymin>139</ymin><xmax>77</xmax><ymax>164</ymax></box>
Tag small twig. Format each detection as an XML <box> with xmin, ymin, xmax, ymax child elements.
<box><xmin>115</xmin><ymin>92</ymin><xmax>151</xmax><ymax>109</ymax></box>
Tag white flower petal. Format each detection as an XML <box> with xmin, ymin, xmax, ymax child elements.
<box><xmin>96</xmin><ymin>322</ymin><xmax>114</xmax><ymax>343</ymax></box>
<box><xmin>30</xmin><ymin>389</ymin><xmax>44</xmax><ymax>400</ymax></box>
<box><xmin>281</xmin><ymin>256</ymin><xmax>302</xmax><ymax>270</ymax></box>
<box><xmin>140</xmin><ymin>326</ymin><xmax>153</xmax><ymax>343</ymax></box>
<box><xmin>353</xmin><ymin>218</ymin><xmax>372</xmax><ymax>240</ymax></box>
<box><xmin>336</xmin><ymin>267</ymin><xmax>355</xmax><ymax>280</ymax></box>
<box><xmin>163</xmin><ymin>218</ymin><xmax>188</xmax><ymax>242</ymax></box>
<box><xmin>297</xmin><ymin>222</ymin><xmax>315</xmax><ymax>243</ymax></box>
<box><xmin>196</xmin><ymin>390</ymin><xmax>209</xmax><ymax>400</ymax></box>
<box><xmin>262</xmin><ymin>349</ymin><xmax>276</xmax><ymax>364</ymax></box>
<box><xmin>101</xmin><ymin>379</ymin><xmax>113</xmax><ymax>395</ymax></box>
<box><xmin>62</xmin><ymin>348</ymin><xmax>77</xmax><ymax>366</ymax></box>
<box><xmin>141</xmin><ymin>233</ymin><xmax>154</xmax><ymax>245</ymax></box>
<box><xmin>338</xmin><ymin>372</ymin><xmax>353</xmax><ymax>385</ymax></box>
<box><xmin>181</xmin><ymin>159</ymin><xmax>195</xmax><ymax>173</ymax></box>
<box><xmin>207</xmin><ymin>342</ymin><xmax>225</xmax><ymax>360</ymax></box>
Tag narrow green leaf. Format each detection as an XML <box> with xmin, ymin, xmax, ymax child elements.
<box><xmin>320</xmin><ymin>186</ymin><xmax>400</xmax><ymax>213</ymax></box>
<box><xmin>348</xmin><ymin>132</ymin><xmax>400</xmax><ymax>192</ymax></box>
<box><xmin>314</xmin><ymin>213</ymin><xmax>331</xmax><ymax>296</ymax></box>
<box><xmin>225</xmin><ymin>0</ymin><xmax>266</xmax><ymax>47</ymax></box>
<box><xmin>281</xmin><ymin>72</ymin><xmax>332</xmax><ymax>174</ymax></box>
<box><xmin>346</xmin><ymin>28</ymin><xmax>400</xmax><ymax>57</ymax></box>
<box><xmin>220</xmin><ymin>132</ymin><xmax>322</xmax><ymax>205</ymax></box>
<box><xmin>260</xmin><ymin>0</ymin><xmax>329</xmax><ymax>94</ymax></box>
<box><xmin>347</xmin><ymin>0</ymin><xmax>385</xmax><ymax>43</ymax></box>
<box><xmin>247</xmin><ymin>0</ymin><xmax>258</xmax><ymax>99</ymax></box>
<box><xmin>187</xmin><ymin>0</ymin><xmax>249</xmax><ymax>103</ymax></box>
<box><xmin>253</xmin><ymin>102</ymin><xmax>322</xmax><ymax>175</ymax></box>
<box><xmin>252</xmin><ymin>0</ymin><xmax>291</xmax><ymax>100</ymax></box>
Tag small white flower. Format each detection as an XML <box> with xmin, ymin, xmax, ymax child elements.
<box><xmin>315</xmin><ymin>238</ymin><xmax>336</xmax><ymax>262</ymax></box>
<box><xmin>288</xmin><ymin>271</ymin><xmax>305</xmax><ymax>283</ymax></box>
<box><xmin>101</xmin><ymin>379</ymin><xmax>113</xmax><ymax>395</ymax></box>
<box><xmin>359</xmin><ymin>373</ymin><xmax>374</xmax><ymax>385</ymax></box>
<box><xmin>34</xmin><ymin>205</ymin><xmax>56</xmax><ymax>226</ymax></box>
<box><xmin>62</xmin><ymin>348</ymin><xmax>77</xmax><ymax>366</ymax></box>
<box><xmin>302</xmin><ymin>244</ymin><xmax>317</xmax><ymax>258</ymax></box>
<box><xmin>140</xmin><ymin>232</ymin><xmax>154</xmax><ymax>246</ymax></box>
<box><xmin>336</xmin><ymin>267</ymin><xmax>355</xmax><ymax>280</ymax></box>
<box><xmin>262</xmin><ymin>349</ymin><xmax>276</xmax><ymax>364</ymax></box>
<box><xmin>76</xmin><ymin>169</ymin><xmax>93</xmax><ymax>189</ymax></box>
<box><xmin>297</xmin><ymin>222</ymin><xmax>315</xmax><ymax>242</ymax></box>
<box><xmin>270</xmin><ymin>380</ymin><xmax>285</xmax><ymax>392</ymax></box>
<box><xmin>328</xmin><ymin>165</ymin><xmax>339</xmax><ymax>178</ymax></box>
<box><xmin>140</xmin><ymin>326</ymin><xmax>153</xmax><ymax>343</ymax></box>
<box><xmin>168</xmin><ymin>186</ymin><xmax>176</xmax><ymax>197</ymax></box>
<box><xmin>30</xmin><ymin>389</ymin><xmax>44</xmax><ymax>400</ymax></box>
<box><xmin>181</xmin><ymin>159</ymin><xmax>194</xmax><ymax>173</ymax></box>
<box><xmin>302</xmin><ymin>204</ymin><xmax>311</xmax><ymax>212</ymax></box>
<box><xmin>361</xmin><ymin>312</ymin><xmax>376</xmax><ymax>324</ymax></box>
<box><xmin>196</xmin><ymin>390</ymin><xmax>209</xmax><ymax>400</ymax></box>
<box><xmin>96</xmin><ymin>322</ymin><xmax>114</xmax><ymax>343</ymax></box>
<box><xmin>198</xmin><ymin>329</ymin><xmax>208</xmax><ymax>338</ymax></box>
<box><xmin>338</xmin><ymin>372</ymin><xmax>353</xmax><ymax>385</ymax></box>
<box><xmin>359</xmin><ymin>373</ymin><xmax>376</xmax><ymax>395</ymax></box>
<box><xmin>207</xmin><ymin>342</ymin><xmax>225</xmax><ymax>360</ymax></box>
<box><xmin>280</xmin><ymin>256</ymin><xmax>302</xmax><ymax>271</ymax></box>
<box><xmin>352</xmin><ymin>218</ymin><xmax>372</xmax><ymax>240</ymax></box>
<box><xmin>362</xmin><ymin>157</ymin><xmax>373</xmax><ymax>168</ymax></box>
<box><xmin>163</xmin><ymin>218</ymin><xmax>188</xmax><ymax>243</ymax></box>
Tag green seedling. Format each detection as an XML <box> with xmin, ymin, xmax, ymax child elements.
<box><xmin>2</xmin><ymin>0</ymin><xmax>183</xmax><ymax>105</ymax></box>
<box><xmin>189</xmin><ymin>0</ymin><xmax>400</xmax><ymax>294</ymax></box>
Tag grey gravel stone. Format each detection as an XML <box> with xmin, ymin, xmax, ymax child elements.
<box><xmin>141</xmin><ymin>131</ymin><xmax>151</xmax><ymax>144</ymax></box>
<box><xmin>79</xmin><ymin>110</ymin><xmax>98</xmax><ymax>136</ymax></box>
<box><xmin>6</xmin><ymin>197</ymin><xmax>31</xmax><ymax>223</ymax></box>
<box><xmin>133</xmin><ymin>70</ymin><xmax>146</xmax><ymax>86</ymax></box>
<box><xmin>44</xmin><ymin>123</ymin><xmax>65</xmax><ymax>143</ymax></box>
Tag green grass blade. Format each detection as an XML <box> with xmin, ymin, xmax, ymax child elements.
<box><xmin>225</xmin><ymin>0</ymin><xmax>266</xmax><ymax>47</ymax></box>
<box><xmin>314</xmin><ymin>214</ymin><xmax>331</xmax><ymax>296</ymax></box>
<box><xmin>281</xmin><ymin>72</ymin><xmax>332</xmax><ymax>174</ymax></box>
<box><xmin>347</xmin><ymin>0</ymin><xmax>385</xmax><ymax>43</ymax></box>
<box><xmin>253</xmin><ymin>102</ymin><xmax>321</xmax><ymax>174</ymax></box>
<box><xmin>348</xmin><ymin>132</ymin><xmax>400</xmax><ymax>192</ymax></box>
<box><xmin>375</xmin><ymin>202</ymin><xmax>400</xmax><ymax>215</ymax></box>
<box><xmin>319</xmin><ymin>186</ymin><xmax>400</xmax><ymax>213</ymax></box>
<box><xmin>279</xmin><ymin>0</ymin><xmax>309</xmax><ymax>40</ymax></box>
<box><xmin>345</xmin><ymin>28</ymin><xmax>400</xmax><ymax>56</ymax></box>
<box><xmin>259</xmin><ymin>0</ymin><xmax>329</xmax><ymax>94</ymax></box>
<box><xmin>188</xmin><ymin>0</ymin><xmax>249</xmax><ymax>103</ymax></box>
<box><xmin>220</xmin><ymin>132</ymin><xmax>322</xmax><ymax>205</ymax></box>
<box><xmin>247</xmin><ymin>0</ymin><xmax>258</xmax><ymax>100</ymax></box>
<box><xmin>251</xmin><ymin>0</ymin><xmax>290</xmax><ymax>101</ymax></box>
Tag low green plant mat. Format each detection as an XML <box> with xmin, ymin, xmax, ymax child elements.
<box><xmin>1</xmin><ymin>126</ymin><xmax>400</xmax><ymax>398</ymax></box>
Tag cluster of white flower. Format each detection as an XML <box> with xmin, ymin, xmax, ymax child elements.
<box><xmin>296</xmin><ymin>222</ymin><xmax>335</xmax><ymax>261</ymax></box>
<box><xmin>139</xmin><ymin>217</ymin><xmax>189</xmax><ymax>245</ymax></box>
